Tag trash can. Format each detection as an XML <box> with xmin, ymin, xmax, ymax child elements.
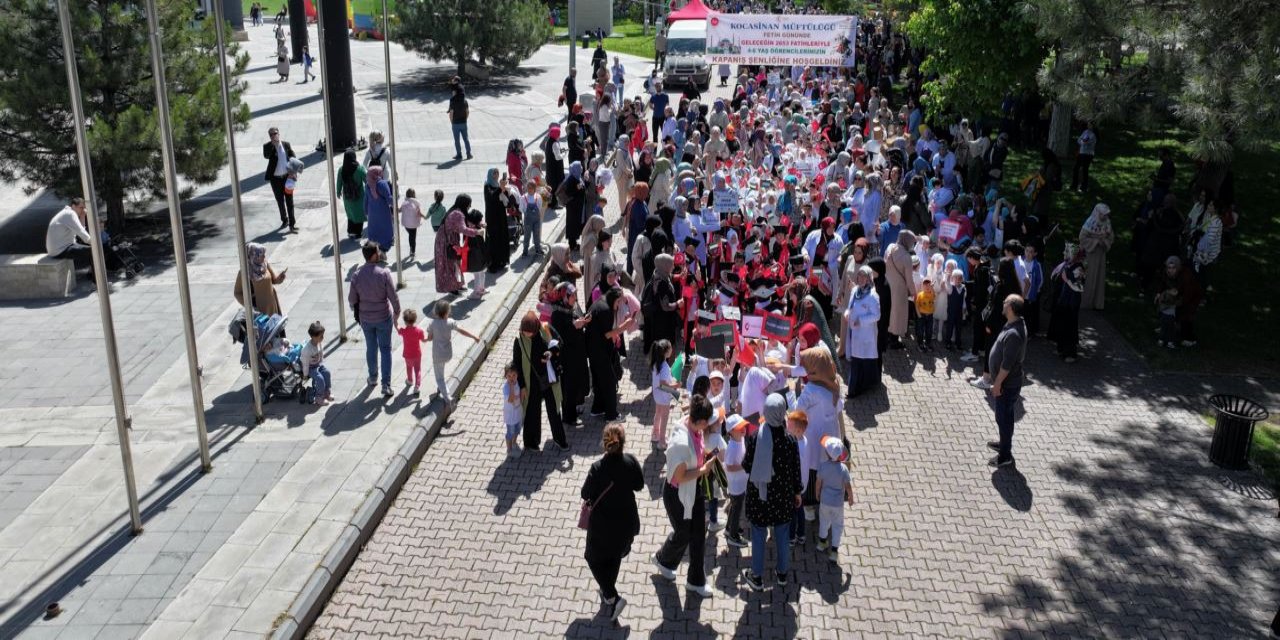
<box><xmin>1208</xmin><ymin>394</ymin><xmax>1269</xmax><ymax>470</ymax></box>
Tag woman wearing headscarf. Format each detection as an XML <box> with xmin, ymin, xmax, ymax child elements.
<box><xmin>434</xmin><ymin>194</ymin><xmax>481</xmax><ymax>295</ymax></box>
<box><xmin>566</xmin><ymin>121</ymin><xmax>587</xmax><ymax>168</ymax></box>
<box><xmin>641</xmin><ymin>252</ymin><xmax>680</xmax><ymax>354</ymax></box>
<box><xmin>234</xmin><ymin>242</ymin><xmax>286</xmax><ymax>316</ymax></box>
<box><xmin>363</xmin><ymin>165</ymin><xmax>394</xmax><ymax>250</ymax></box>
<box><xmin>506</xmin><ymin>139</ymin><xmax>527</xmax><ymax>189</ymax></box>
<box><xmin>868</xmin><ymin>257</ymin><xmax>892</xmax><ymax>369</ymax></box>
<box><xmin>607</xmin><ymin>136</ymin><xmax>635</xmax><ymax>222</ymax></box>
<box><xmin>789</xmin><ymin>280</ymin><xmax>837</xmax><ymax>359</ymax></box>
<box><xmin>1047</xmin><ymin>248</ymin><xmax>1087</xmax><ymax>363</ymax></box>
<box><xmin>581</xmin><ymin>424</ymin><xmax>643</xmax><ymax>621</ymax></box>
<box><xmin>653</xmin><ymin>395</ymin><xmax>718</xmax><ymax>598</ymax></box>
<box><xmin>513</xmin><ymin>311</ymin><xmax>568</xmax><ymax>451</ymax></box>
<box><xmin>633</xmin><ymin>149</ymin><xmax>654</xmax><ymax>187</ymax></box>
<box><xmin>841</xmin><ymin>265</ymin><xmax>881</xmax><ymax>396</ymax></box>
<box><xmin>802</xmin><ymin>217</ymin><xmax>845</xmax><ymax>319</ymax></box>
<box><xmin>549</xmin><ymin>282</ymin><xmax>590</xmax><ymax>426</ymax></box>
<box><xmin>483</xmin><ymin>168</ymin><xmax>512</xmax><ymax>272</ymax></box>
<box><xmin>630</xmin><ymin>214</ymin><xmax>661</xmax><ymax>297</ymax></box>
<box><xmin>580</xmin><ymin>215</ymin><xmax>608</xmax><ymax>294</ymax></box>
<box><xmin>649</xmin><ymin>157</ymin><xmax>675</xmax><ymax>213</ymax></box>
<box><xmin>623</xmin><ymin>182</ymin><xmax>650</xmax><ymax>261</ymax></box>
<box><xmin>563</xmin><ymin>161</ymin><xmax>588</xmax><ymax>251</ymax></box>
<box><xmin>541</xmin><ymin>123</ymin><xmax>566</xmax><ymax>210</ymax></box>
<box><xmin>586</xmin><ymin>287</ymin><xmax>626</xmax><ymax>420</ymax></box>
<box><xmin>794</xmin><ymin>347</ymin><xmax>843</xmax><ymax>545</ymax></box>
<box><xmin>741</xmin><ymin>393</ymin><xmax>804</xmax><ymax>592</ymax></box>
<box><xmin>1078</xmin><ymin>203</ymin><xmax>1114</xmax><ymax>310</ymax></box>
<box><xmin>337</xmin><ymin>149</ymin><xmax>367</xmax><ymax>239</ymax></box>
<box><xmin>883</xmin><ymin>230</ymin><xmax>917</xmax><ymax>347</ymax></box>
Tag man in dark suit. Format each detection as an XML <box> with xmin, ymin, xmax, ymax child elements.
<box><xmin>262</xmin><ymin>127</ymin><xmax>297</xmax><ymax>230</ymax></box>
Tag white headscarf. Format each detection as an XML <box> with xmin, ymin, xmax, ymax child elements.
<box><xmin>1082</xmin><ymin>203</ymin><xmax>1112</xmax><ymax>235</ymax></box>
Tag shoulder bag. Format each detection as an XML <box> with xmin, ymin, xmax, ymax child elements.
<box><xmin>577</xmin><ymin>481</ymin><xmax>613</xmax><ymax>529</ymax></box>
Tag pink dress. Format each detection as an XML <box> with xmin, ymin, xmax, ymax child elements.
<box><xmin>434</xmin><ymin>209</ymin><xmax>479</xmax><ymax>293</ymax></box>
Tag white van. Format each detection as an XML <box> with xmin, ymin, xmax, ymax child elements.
<box><xmin>662</xmin><ymin>20</ymin><xmax>710</xmax><ymax>90</ymax></box>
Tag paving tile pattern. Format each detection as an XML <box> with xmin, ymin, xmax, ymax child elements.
<box><xmin>311</xmin><ymin>282</ymin><xmax>1280</xmax><ymax>638</ymax></box>
<box><xmin>9</xmin><ymin>440</ymin><xmax>307</xmax><ymax>640</ymax></box>
<box><xmin>0</xmin><ymin>446</ymin><xmax>88</xmax><ymax>530</ymax></box>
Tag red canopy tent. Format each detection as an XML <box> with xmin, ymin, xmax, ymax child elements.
<box><xmin>666</xmin><ymin>0</ymin><xmax>713</xmax><ymax>23</ymax></box>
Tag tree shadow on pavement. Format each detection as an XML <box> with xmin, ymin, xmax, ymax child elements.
<box><xmin>365</xmin><ymin>66</ymin><xmax>549</xmax><ymax>106</ymax></box>
<box><xmin>979</xmin><ymin>419</ymin><xmax>1280</xmax><ymax>637</ymax></box>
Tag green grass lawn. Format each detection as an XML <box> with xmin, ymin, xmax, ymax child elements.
<box><xmin>1002</xmin><ymin>130</ymin><xmax>1280</xmax><ymax>377</ymax></box>
<box><xmin>554</xmin><ymin>19</ymin><xmax>656</xmax><ymax>61</ymax></box>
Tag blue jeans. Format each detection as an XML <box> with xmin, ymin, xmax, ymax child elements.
<box><xmin>360</xmin><ymin>318</ymin><xmax>393</xmax><ymax>387</ymax></box>
<box><xmin>750</xmin><ymin>522</ymin><xmax>791</xmax><ymax>578</ymax></box>
<box><xmin>522</xmin><ymin>206</ymin><xmax>542</xmax><ymax>255</ymax></box>
<box><xmin>451</xmin><ymin>123</ymin><xmax>471</xmax><ymax>157</ymax></box>
<box><xmin>310</xmin><ymin>363</ymin><xmax>332</xmax><ymax>399</ymax></box>
<box><xmin>994</xmin><ymin>387</ymin><xmax>1020</xmax><ymax>461</ymax></box>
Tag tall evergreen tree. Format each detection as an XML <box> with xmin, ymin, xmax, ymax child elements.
<box><xmin>0</xmin><ymin>0</ymin><xmax>251</xmax><ymax>231</ymax></box>
<box><xmin>395</xmin><ymin>0</ymin><xmax>552</xmax><ymax>78</ymax></box>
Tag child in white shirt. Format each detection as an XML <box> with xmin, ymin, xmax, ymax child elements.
<box><xmin>723</xmin><ymin>415</ymin><xmax>749</xmax><ymax>547</ymax></box>
<box><xmin>502</xmin><ymin>364</ymin><xmax>523</xmax><ymax>459</ymax></box>
<box><xmin>301</xmin><ymin>321</ymin><xmax>332</xmax><ymax>405</ymax></box>
<box><xmin>649</xmin><ymin>339</ymin><xmax>680</xmax><ymax>447</ymax></box>
<box><xmin>400</xmin><ymin>188</ymin><xmax>425</xmax><ymax>259</ymax></box>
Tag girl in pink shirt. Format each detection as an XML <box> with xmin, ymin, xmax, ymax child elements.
<box><xmin>398</xmin><ymin>309</ymin><xmax>427</xmax><ymax>395</ymax></box>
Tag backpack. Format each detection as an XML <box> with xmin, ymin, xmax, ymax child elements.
<box><xmin>369</xmin><ymin>147</ymin><xmax>387</xmax><ymax>167</ymax></box>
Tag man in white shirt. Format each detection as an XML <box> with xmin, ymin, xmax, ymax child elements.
<box><xmin>261</xmin><ymin>127</ymin><xmax>296</xmax><ymax>229</ymax></box>
<box><xmin>45</xmin><ymin>197</ymin><xmax>97</xmax><ymax>277</ymax></box>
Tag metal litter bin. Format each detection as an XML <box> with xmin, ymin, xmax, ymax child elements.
<box><xmin>1208</xmin><ymin>394</ymin><xmax>1269</xmax><ymax>470</ymax></box>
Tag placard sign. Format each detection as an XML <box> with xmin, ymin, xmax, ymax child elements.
<box><xmin>939</xmin><ymin>220</ymin><xmax>961</xmax><ymax>244</ymax></box>
<box><xmin>708</xmin><ymin>320</ymin><xmax>737</xmax><ymax>344</ymax></box>
<box><xmin>761</xmin><ymin>312</ymin><xmax>794</xmax><ymax>341</ymax></box>
<box><xmin>741</xmin><ymin>314</ymin><xmax>765</xmax><ymax>339</ymax></box>
<box><xmin>713</xmin><ymin>188</ymin><xmax>740</xmax><ymax>214</ymax></box>
<box><xmin>696</xmin><ymin>334</ymin><xmax>728</xmax><ymax>360</ymax></box>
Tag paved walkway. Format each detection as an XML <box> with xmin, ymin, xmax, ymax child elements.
<box><xmin>0</xmin><ymin>21</ymin><xmax>655</xmax><ymax>639</ymax></box>
<box><xmin>310</xmin><ymin>284</ymin><xmax>1280</xmax><ymax>638</ymax></box>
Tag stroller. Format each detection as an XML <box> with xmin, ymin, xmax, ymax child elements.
<box><xmin>230</xmin><ymin>312</ymin><xmax>311</xmax><ymax>403</ymax></box>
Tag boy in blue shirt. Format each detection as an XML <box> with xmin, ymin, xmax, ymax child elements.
<box><xmin>814</xmin><ymin>436</ymin><xmax>854</xmax><ymax>563</ymax></box>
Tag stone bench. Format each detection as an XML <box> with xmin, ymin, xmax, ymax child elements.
<box><xmin>0</xmin><ymin>254</ymin><xmax>75</xmax><ymax>300</ymax></box>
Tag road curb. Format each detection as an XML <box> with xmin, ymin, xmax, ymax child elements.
<box><xmin>272</xmin><ymin>217</ymin><xmax>567</xmax><ymax>640</ymax></box>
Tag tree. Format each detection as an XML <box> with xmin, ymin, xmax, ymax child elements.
<box><xmin>396</xmin><ymin>0</ymin><xmax>552</xmax><ymax>77</ymax></box>
<box><xmin>0</xmin><ymin>0</ymin><xmax>251</xmax><ymax>231</ymax></box>
<box><xmin>905</xmin><ymin>0</ymin><xmax>1046</xmax><ymax>121</ymax></box>
<box><xmin>1025</xmin><ymin>0</ymin><xmax>1280</xmax><ymax>167</ymax></box>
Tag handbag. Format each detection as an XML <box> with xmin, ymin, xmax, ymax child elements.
<box><xmin>577</xmin><ymin>481</ymin><xmax>613</xmax><ymax>529</ymax></box>
<box><xmin>519</xmin><ymin>335</ymin><xmax>550</xmax><ymax>388</ymax></box>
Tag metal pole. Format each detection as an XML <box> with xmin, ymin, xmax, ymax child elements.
<box><xmin>568</xmin><ymin>0</ymin><xmax>576</xmax><ymax>73</ymax></box>
<box><xmin>56</xmin><ymin>0</ymin><xmax>142</xmax><ymax>535</ymax></box>
<box><xmin>212</xmin><ymin>0</ymin><xmax>265</xmax><ymax>421</ymax></box>
<box><xmin>144</xmin><ymin>0</ymin><xmax>212</xmax><ymax>472</ymax></box>
<box><xmin>381</xmin><ymin>0</ymin><xmax>404</xmax><ymax>289</ymax></box>
<box><xmin>315</xmin><ymin>0</ymin><xmax>350</xmax><ymax>341</ymax></box>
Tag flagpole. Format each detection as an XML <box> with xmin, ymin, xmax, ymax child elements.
<box><xmin>56</xmin><ymin>0</ymin><xmax>142</xmax><ymax>534</ymax></box>
<box><xmin>382</xmin><ymin>0</ymin><xmax>404</xmax><ymax>289</ymax></box>
<box><xmin>144</xmin><ymin>0</ymin><xmax>213</xmax><ymax>472</ymax></box>
<box><xmin>212</xmin><ymin>0</ymin><xmax>266</xmax><ymax>421</ymax></box>
<box><xmin>315</xmin><ymin>0</ymin><xmax>350</xmax><ymax>341</ymax></box>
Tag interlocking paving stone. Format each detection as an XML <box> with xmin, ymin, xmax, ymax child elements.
<box><xmin>0</xmin><ymin>446</ymin><xmax>89</xmax><ymax>531</ymax></box>
<box><xmin>310</xmin><ymin>276</ymin><xmax>1280</xmax><ymax>638</ymax></box>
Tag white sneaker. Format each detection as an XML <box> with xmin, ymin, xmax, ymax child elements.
<box><xmin>960</xmin><ymin>353</ymin><xmax>979</xmax><ymax>362</ymax></box>
<box><xmin>652</xmin><ymin>556</ymin><xmax>676</xmax><ymax>581</ymax></box>
<box><xmin>969</xmin><ymin>377</ymin><xmax>992</xmax><ymax>390</ymax></box>
<box><xmin>685</xmin><ymin>581</ymin><xmax>713</xmax><ymax>598</ymax></box>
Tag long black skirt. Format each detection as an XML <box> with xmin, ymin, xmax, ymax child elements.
<box><xmin>847</xmin><ymin>356</ymin><xmax>881</xmax><ymax>397</ymax></box>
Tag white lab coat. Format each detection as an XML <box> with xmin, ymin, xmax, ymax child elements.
<box><xmin>843</xmin><ymin>287</ymin><xmax>880</xmax><ymax>360</ymax></box>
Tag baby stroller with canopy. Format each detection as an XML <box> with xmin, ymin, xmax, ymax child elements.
<box><xmin>229</xmin><ymin>312</ymin><xmax>311</xmax><ymax>403</ymax></box>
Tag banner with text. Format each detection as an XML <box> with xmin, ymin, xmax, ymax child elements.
<box><xmin>705</xmin><ymin>14</ymin><xmax>858</xmax><ymax>67</ymax></box>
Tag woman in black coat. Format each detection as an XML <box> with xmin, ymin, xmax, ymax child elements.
<box><xmin>542</xmin><ymin>128</ymin><xmax>566</xmax><ymax>210</ymax></box>
<box><xmin>549</xmin><ymin>283</ymin><xmax>591</xmax><ymax>426</ymax></box>
<box><xmin>741</xmin><ymin>392</ymin><xmax>804</xmax><ymax>591</ymax></box>
<box><xmin>563</xmin><ymin>161</ymin><xmax>588</xmax><ymax>251</ymax></box>
<box><xmin>482</xmin><ymin>168</ymin><xmax>511</xmax><ymax>272</ymax></box>
<box><xmin>581</xmin><ymin>424</ymin><xmax>643</xmax><ymax>621</ymax></box>
<box><xmin>586</xmin><ymin>287</ymin><xmax>624</xmax><ymax>420</ymax></box>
